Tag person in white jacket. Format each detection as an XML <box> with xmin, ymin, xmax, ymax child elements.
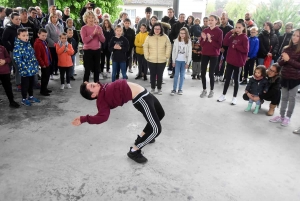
<box><xmin>171</xmin><ymin>27</ymin><xmax>192</xmax><ymax>95</ymax></box>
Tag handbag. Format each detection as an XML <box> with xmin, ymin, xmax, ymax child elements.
<box><xmin>264</xmin><ymin>45</ymin><xmax>272</xmax><ymax>69</ymax></box>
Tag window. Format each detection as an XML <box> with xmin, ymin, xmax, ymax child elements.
<box><xmin>192</xmin><ymin>12</ymin><xmax>202</xmax><ymax>20</ymax></box>
<box><xmin>124</xmin><ymin>9</ymin><xmax>136</xmax><ymax>23</ymax></box>
<box><xmin>153</xmin><ymin>11</ymin><xmax>163</xmax><ymax>20</ymax></box>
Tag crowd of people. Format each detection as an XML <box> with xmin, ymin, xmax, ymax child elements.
<box><xmin>0</xmin><ymin>4</ymin><xmax>300</xmax><ymax>134</ymax></box>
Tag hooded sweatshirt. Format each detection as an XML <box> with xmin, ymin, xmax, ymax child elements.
<box><xmin>80</xmin><ymin>79</ymin><xmax>132</xmax><ymax>124</ymax></box>
<box><xmin>223</xmin><ymin>31</ymin><xmax>249</xmax><ymax>67</ymax></box>
<box><xmin>0</xmin><ymin>45</ymin><xmax>11</xmax><ymax>74</ymax></box>
<box><xmin>200</xmin><ymin>26</ymin><xmax>223</xmax><ymax>57</ymax></box>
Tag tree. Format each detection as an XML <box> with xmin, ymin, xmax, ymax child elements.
<box><xmin>2</xmin><ymin>0</ymin><xmax>123</xmax><ymax>29</ymax></box>
<box><xmin>206</xmin><ymin>0</ymin><xmax>216</xmax><ymax>16</ymax></box>
<box><xmin>224</xmin><ymin>0</ymin><xmax>250</xmax><ymax>23</ymax></box>
<box><xmin>253</xmin><ymin>0</ymin><xmax>300</xmax><ymax>32</ymax></box>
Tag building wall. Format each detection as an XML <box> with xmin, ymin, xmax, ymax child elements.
<box><xmin>120</xmin><ymin>0</ymin><xmax>207</xmax><ymax>24</ymax></box>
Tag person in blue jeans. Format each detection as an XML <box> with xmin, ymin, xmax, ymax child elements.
<box><xmin>109</xmin><ymin>25</ymin><xmax>129</xmax><ymax>82</ymax></box>
<box><xmin>170</xmin><ymin>27</ymin><xmax>192</xmax><ymax>95</ymax></box>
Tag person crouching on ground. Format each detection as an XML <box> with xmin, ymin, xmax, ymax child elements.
<box><xmin>72</xmin><ymin>79</ymin><xmax>165</xmax><ymax>163</ymax></box>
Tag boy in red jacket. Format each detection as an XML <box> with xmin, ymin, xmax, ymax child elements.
<box><xmin>0</xmin><ymin>45</ymin><xmax>20</xmax><ymax>108</ymax></box>
<box><xmin>72</xmin><ymin>79</ymin><xmax>165</xmax><ymax>164</ymax></box>
<box><xmin>34</xmin><ymin>28</ymin><xmax>52</xmax><ymax>96</ymax></box>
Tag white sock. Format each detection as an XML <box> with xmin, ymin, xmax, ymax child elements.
<box><xmin>131</xmin><ymin>148</ymin><xmax>137</xmax><ymax>152</ymax></box>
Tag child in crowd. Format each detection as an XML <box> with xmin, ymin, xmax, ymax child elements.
<box><xmin>201</xmin><ymin>17</ymin><xmax>209</xmax><ymax>30</ymax></box>
<box><xmin>109</xmin><ymin>25</ymin><xmax>129</xmax><ymax>82</ymax></box>
<box><xmin>66</xmin><ymin>28</ymin><xmax>78</xmax><ymax>81</ymax></box>
<box><xmin>134</xmin><ymin>23</ymin><xmax>148</xmax><ymax>80</ymax></box>
<box><xmin>190</xmin><ymin>18</ymin><xmax>202</xmax><ymax>39</ymax></box>
<box><xmin>171</xmin><ymin>27</ymin><xmax>192</xmax><ymax>95</ymax></box>
<box><xmin>13</xmin><ymin>28</ymin><xmax>40</xmax><ymax>106</ymax></box>
<box><xmin>199</xmin><ymin>15</ymin><xmax>223</xmax><ymax>98</ymax></box>
<box><xmin>244</xmin><ymin>65</ymin><xmax>268</xmax><ymax>114</ymax></box>
<box><xmin>241</xmin><ymin>27</ymin><xmax>259</xmax><ymax>85</ymax></box>
<box><xmin>34</xmin><ymin>28</ymin><xmax>52</xmax><ymax>96</ymax></box>
<box><xmin>0</xmin><ymin>44</ymin><xmax>20</xmax><ymax>108</ymax></box>
<box><xmin>191</xmin><ymin>38</ymin><xmax>202</xmax><ymax>80</ymax></box>
<box><xmin>56</xmin><ymin>32</ymin><xmax>74</xmax><ymax>89</ymax></box>
<box><xmin>123</xmin><ymin>18</ymin><xmax>135</xmax><ymax>74</ymax></box>
<box><xmin>72</xmin><ymin>80</ymin><xmax>165</xmax><ymax>164</ymax></box>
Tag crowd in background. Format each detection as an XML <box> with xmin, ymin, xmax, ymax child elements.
<box><xmin>0</xmin><ymin>3</ymin><xmax>300</xmax><ymax>133</ymax></box>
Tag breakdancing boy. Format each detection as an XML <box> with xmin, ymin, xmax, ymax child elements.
<box><xmin>72</xmin><ymin>79</ymin><xmax>165</xmax><ymax>163</ymax></box>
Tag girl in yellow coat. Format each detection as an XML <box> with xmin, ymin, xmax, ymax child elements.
<box><xmin>134</xmin><ymin>23</ymin><xmax>149</xmax><ymax>80</ymax></box>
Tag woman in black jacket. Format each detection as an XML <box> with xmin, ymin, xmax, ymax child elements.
<box><xmin>243</xmin><ymin>63</ymin><xmax>281</xmax><ymax>116</ymax></box>
<box><xmin>101</xmin><ymin>19</ymin><xmax>115</xmax><ymax>76</ymax></box>
<box><xmin>257</xmin><ymin>22</ymin><xmax>279</xmax><ymax>67</ymax></box>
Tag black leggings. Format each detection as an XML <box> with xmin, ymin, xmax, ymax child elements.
<box><xmin>100</xmin><ymin>49</ymin><xmax>111</xmax><ymax>72</ymax></box>
<box><xmin>133</xmin><ymin>89</ymin><xmax>165</xmax><ymax>149</ymax></box>
<box><xmin>83</xmin><ymin>49</ymin><xmax>101</xmax><ymax>82</ymax></box>
<box><xmin>0</xmin><ymin>73</ymin><xmax>14</xmax><ymax>102</ymax></box>
<box><xmin>201</xmin><ymin>55</ymin><xmax>218</xmax><ymax>90</ymax></box>
<box><xmin>148</xmin><ymin>62</ymin><xmax>166</xmax><ymax>90</ymax></box>
<box><xmin>223</xmin><ymin>63</ymin><xmax>241</xmax><ymax>97</ymax></box>
<box><xmin>21</xmin><ymin>76</ymin><xmax>34</xmax><ymax>99</ymax></box>
<box><xmin>59</xmin><ymin>67</ymin><xmax>71</xmax><ymax>84</ymax></box>
<box><xmin>136</xmin><ymin>54</ymin><xmax>147</xmax><ymax>76</ymax></box>
<box><xmin>40</xmin><ymin>67</ymin><xmax>50</xmax><ymax>93</ymax></box>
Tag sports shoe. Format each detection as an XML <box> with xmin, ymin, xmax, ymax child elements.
<box><xmin>200</xmin><ymin>90</ymin><xmax>207</xmax><ymax>98</ymax></box>
<box><xmin>197</xmin><ymin>75</ymin><xmax>201</xmax><ymax>80</ymax></box>
<box><xmin>9</xmin><ymin>101</ymin><xmax>20</xmax><ymax>108</ymax></box>
<box><xmin>28</xmin><ymin>96</ymin><xmax>40</xmax><ymax>103</ymax></box>
<box><xmin>135</xmin><ymin>75</ymin><xmax>141</xmax><ymax>80</ymax></box>
<box><xmin>127</xmin><ymin>147</ymin><xmax>148</xmax><ymax>163</ymax></box>
<box><xmin>281</xmin><ymin>117</ymin><xmax>290</xmax><ymax>127</ymax></box>
<box><xmin>231</xmin><ymin>97</ymin><xmax>237</xmax><ymax>105</ymax></box>
<box><xmin>269</xmin><ymin>116</ymin><xmax>284</xmax><ymax>123</ymax></box>
<box><xmin>21</xmin><ymin>99</ymin><xmax>31</xmax><ymax>106</ymax></box>
<box><xmin>150</xmin><ymin>89</ymin><xmax>155</xmax><ymax>94</ymax></box>
<box><xmin>187</xmin><ymin>69</ymin><xmax>191</xmax><ymax>73</ymax></box>
<box><xmin>60</xmin><ymin>84</ymin><xmax>65</xmax><ymax>90</ymax></box>
<box><xmin>217</xmin><ymin>94</ymin><xmax>226</xmax><ymax>102</ymax></box>
<box><xmin>70</xmin><ymin>76</ymin><xmax>76</xmax><ymax>80</ymax></box>
<box><xmin>99</xmin><ymin>73</ymin><xmax>104</xmax><ymax>80</ymax></box>
<box><xmin>170</xmin><ymin>90</ymin><xmax>176</xmax><ymax>96</ymax></box>
<box><xmin>240</xmin><ymin>79</ymin><xmax>247</xmax><ymax>85</ymax></box>
<box><xmin>106</xmin><ymin>72</ymin><xmax>111</xmax><ymax>78</ymax></box>
<box><xmin>128</xmin><ymin>69</ymin><xmax>133</xmax><ymax>73</ymax></box>
<box><xmin>192</xmin><ymin>75</ymin><xmax>196</xmax><ymax>79</ymax></box>
<box><xmin>168</xmin><ymin>70</ymin><xmax>172</xmax><ymax>75</ymax></box>
<box><xmin>178</xmin><ymin>90</ymin><xmax>183</xmax><ymax>95</ymax></box>
<box><xmin>293</xmin><ymin>127</ymin><xmax>300</xmax><ymax>134</ymax></box>
<box><xmin>66</xmin><ymin>84</ymin><xmax>72</xmax><ymax>89</ymax></box>
<box><xmin>103</xmin><ymin>72</ymin><xmax>107</xmax><ymax>77</ymax></box>
<box><xmin>50</xmin><ymin>75</ymin><xmax>54</xmax><ymax>80</ymax></box>
<box><xmin>214</xmin><ymin>76</ymin><xmax>219</xmax><ymax>82</ymax></box>
<box><xmin>170</xmin><ymin>74</ymin><xmax>174</xmax><ymax>78</ymax></box>
<box><xmin>208</xmin><ymin>90</ymin><xmax>214</xmax><ymax>98</ymax></box>
<box><xmin>162</xmin><ymin>80</ymin><xmax>166</xmax><ymax>84</ymax></box>
<box><xmin>157</xmin><ymin>89</ymin><xmax>162</xmax><ymax>95</ymax></box>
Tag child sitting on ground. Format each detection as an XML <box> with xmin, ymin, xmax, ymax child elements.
<box><xmin>244</xmin><ymin>65</ymin><xmax>269</xmax><ymax>114</ymax></box>
<box><xmin>56</xmin><ymin>32</ymin><xmax>74</xmax><ymax>89</ymax></box>
<box><xmin>13</xmin><ymin>28</ymin><xmax>40</xmax><ymax>106</ymax></box>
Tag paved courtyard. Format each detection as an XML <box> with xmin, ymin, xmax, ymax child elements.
<box><xmin>1</xmin><ymin>65</ymin><xmax>300</xmax><ymax>201</ymax></box>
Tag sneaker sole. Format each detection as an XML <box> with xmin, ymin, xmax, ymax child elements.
<box><xmin>127</xmin><ymin>153</ymin><xmax>148</xmax><ymax>163</ymax></box>
<box><xmin>217</xmin><ymin>99</ymin><xmax>226</xmax><ymax>102</ymax></box>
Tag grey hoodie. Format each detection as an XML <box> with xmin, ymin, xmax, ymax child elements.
<box><xmin>45</xmin><ymin>22</ymin><xmax>64</xmax><ymax>47</ymax></box>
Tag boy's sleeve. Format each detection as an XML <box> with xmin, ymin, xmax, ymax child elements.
<box><xmin>3</xmin><ymin>47</ymin><xmax>11</xmax><ymax>64</ymax></box>
<box><xmin>80</xmin><ymin>105</ymin><xmax>110</xmax><ymax>124</ymax></box>
<box><xmin>34</xmin><ymin>42</ymin><xmax>46</xmax><ymax>67</ymax></box>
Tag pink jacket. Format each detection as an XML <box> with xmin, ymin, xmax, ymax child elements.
<box><xmin>80</xmin><ymin>25</ymin><xmax>106</xmax><ymax>50</ymax></box>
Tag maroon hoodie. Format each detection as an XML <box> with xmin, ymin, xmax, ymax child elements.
<box><xmin>223</xmin><ymin>32</ymin><xmax>249</xmax><ymax>67</ymax></box>
<box><xmin>0</xmin><ymin>46</ymin><xmax>11</xmax><ymax>74</ymax></box>
<box><xmin>80</xmin><ymin>79</ymin><xmax>132</xmax><ymax>124</ymax></box>
<box><xmin>200</xmin><ymin>27</ymin><xmax>223</xmax><ymax>56</ymax></box>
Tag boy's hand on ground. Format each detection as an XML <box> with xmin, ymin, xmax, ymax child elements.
<box><xmin>72</xmin><ymin>117</ymin><xmax>82</xmax><ymax>126</ymax></box>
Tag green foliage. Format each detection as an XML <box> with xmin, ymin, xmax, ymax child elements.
<box><xmin>206</xmin><ymin>0</ymin><xmax>216</xmax><ymax>16</ymax></box>
<box><xmin>2</xmin><ymin>0</ymin><xmax>123</xmax><ymax>29</ymax></box>
<box><xmin>253</xmin><ymin>0</ymin><xmax>300</xmax><ymax>32</ymax></box>
<box><xmin>224</xmin><ymin>0</ymin><xmax>250</xmax><ymax>23</ymax></box>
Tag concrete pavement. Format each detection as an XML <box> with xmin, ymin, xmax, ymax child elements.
<box><xmin>0</xmin><ymin>66</ymin><xmax>300</xmax><ymax>201</ymax></box>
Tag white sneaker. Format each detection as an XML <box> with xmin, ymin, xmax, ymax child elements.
<box><xmin>162</xmin><ymin>80</ymin><xmax>166</xmax><ymax>84</ymax></box>
<box><xmin>231</xmin><ymin>97</ymin><xmax>237</xmax><ymax>105</ymax></box>
<box><xmin>50</xmin><ymin>75</ymin><xmax>54</xmax><ymax>80</ymax></box>
<box><xmin>208</xmin><ymin>90</ymin><xmax>214</xmax><ymax>98</ymax></box>
<box><xmin>168</xmin><ymin>70</ymin><xmax>172</xmax><ymax>75</ymax></box>
<box><xmin>90</xmin><ymin>73</ymin><xmax>94</xmax><ymax>78</ymax></box>
<box><xmin>157</xmin><ymin>89</ymin><xmax>162</xmax><ymax>95</ymax></box>
<box><xmin>128</xmin><ymin>69</ymin><xmax>133</xmax><ymax>73</ymax></box>
<box><xmin>60</xmin><ymin>84</ymin><xmax>65</xmax><ymax>90</ymax></box>
<box><xmin>99</xmin><ymin>73</ymin><xmax>104</xmax><ymax>80</ymax></box>
<box><xmin>187</xmin><ymin>69</ymin><xmax>191</xmax><ymax>73</ymax></box>
<box><xmin>217</xmin><ymin>94</ymin><xmax>226</xmax><ymax>102</ymax></box>
<box><xmin>66</xmin><ymin>84</ymin><xmax>72</xmax><ymax>89</ymax></box>
<box><xmin>214</xmin><ymin>76</ymin><xmax>219</xmax><ymax>82</ymax></box>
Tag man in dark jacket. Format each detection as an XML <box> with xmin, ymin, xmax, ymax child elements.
<box><xmin>20</xmin><ymin>8</ymin><xmax>36</xmax><ymax>47</ymax></box>
<box><xmin>278</xmin><ymin>22</ymin><xmax>293</xmax><ymax>55</ymax></box>
<box><xmin>216</xmin><ymin>14</ymin><xmax>233</xmax><ymax>81</ymax></box>
<box><xmin>2</xmin><ymin>12</ymin><xmax>22</xmax><ymax>90</ymax></box>
<box><xmin>28</xmin><ymin>7</ymin><xmax>42</xmax><ymax>35</ymax></box>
